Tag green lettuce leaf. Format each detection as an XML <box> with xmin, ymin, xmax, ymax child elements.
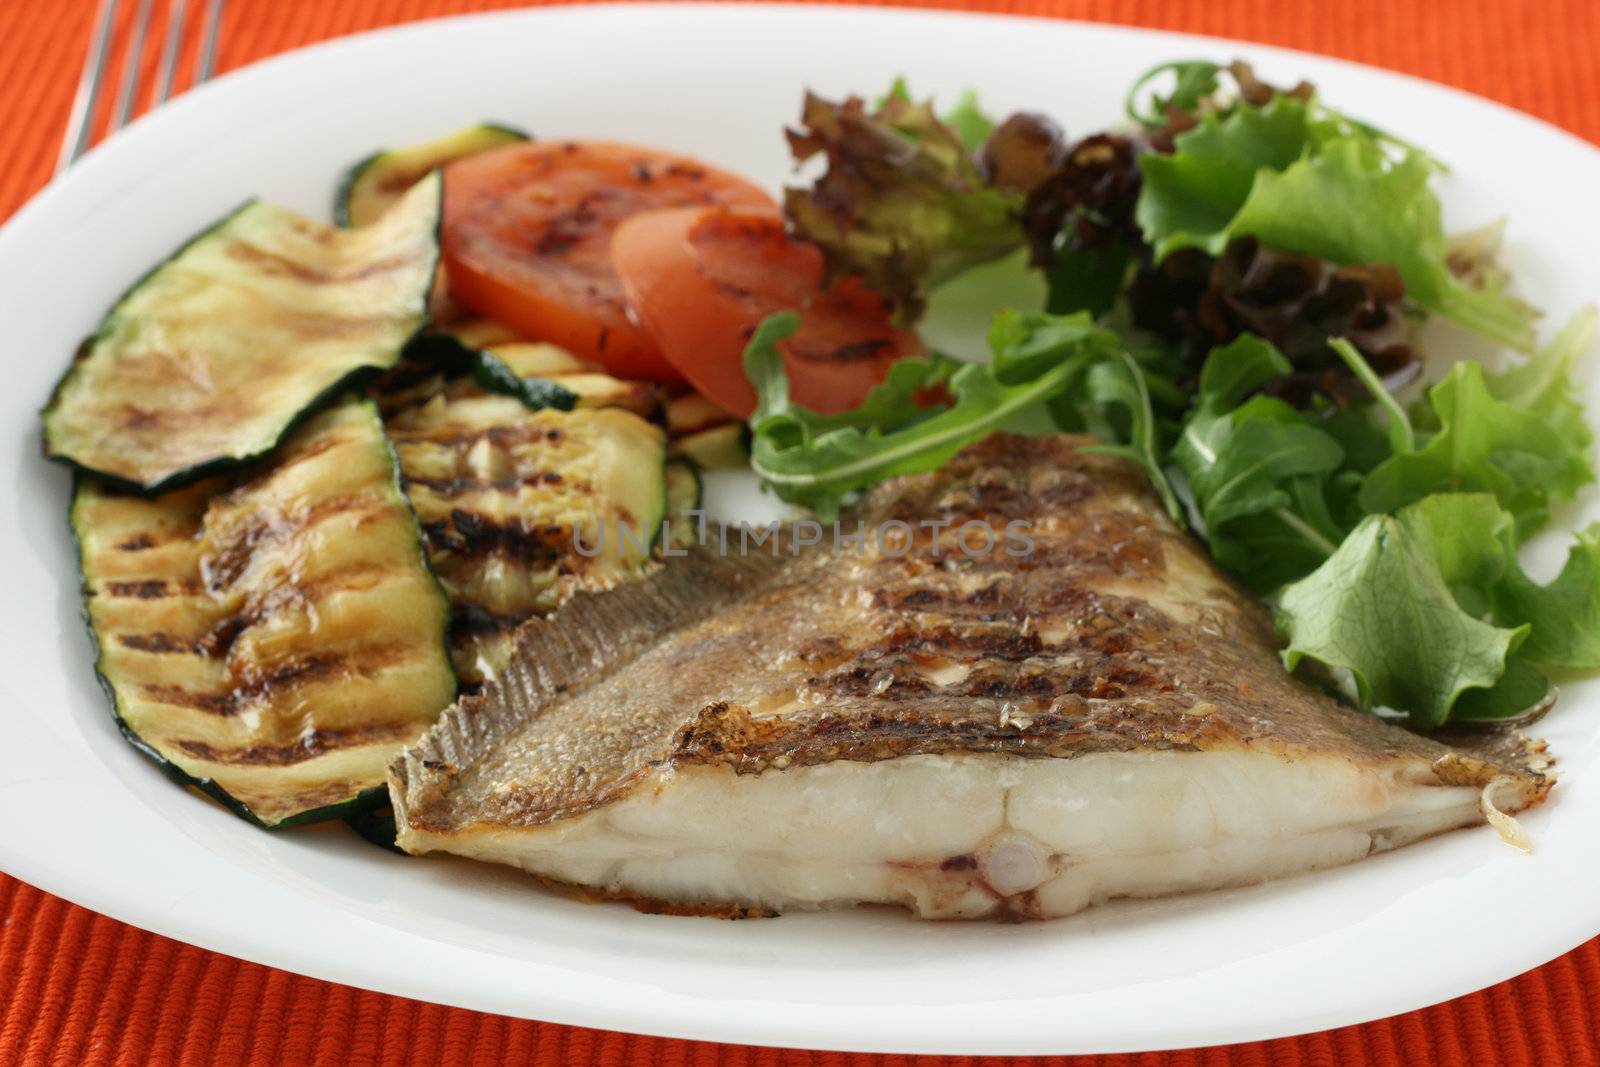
<box><xmin>785</xmin><ymin>90</ymin><xmax>1023</xmax><ymax>322</ymax></box>
<box><xmin>1359</xmin><ymin>360</ymin><xmax>1590</xmax><ymax>534</ymax></box>
<box><xmin>1225</xmin><ymin>138</ymin><xmax>1537</xmax><ymax>350</ymax></box>
<box><xmin>1277</xmin><ymin>498</ymin><xmax>1530</xmax><ymax>727</ymax></box>
<box><xmin>1493</xmin><ymin>525</ymin><xmax>1600</xmax><ymax>669</ymax></box>
<box><xmin>1136</xmin><ymin>91</ymin><xmax>1537</xmax><ymax>350</ymax></box>
<box><xmin>1135</xmin><ymin>95</ymin><xmax>1320</xmax><ymax>260</ymax></box>
<box><xmin>942</xmin><ymin>89</ymin><xmax>996</xmax><ymax>151</ymax></box>
<box><xmin>1487</xmin><ymin>306</ymin><xmax>1596</xmax><ymax>458</ymax></box>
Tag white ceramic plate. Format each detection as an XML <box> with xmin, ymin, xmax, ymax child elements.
<box><xmin>2</xmin><ymin>5</ymin><xmax>1598</xmax><ymax>1056</ymax></box>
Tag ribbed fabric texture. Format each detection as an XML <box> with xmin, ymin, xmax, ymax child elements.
<box><xmin>2</xmin><ymin>0</ymin><xmax>1598</xmax><ymax>1063</ymax></box>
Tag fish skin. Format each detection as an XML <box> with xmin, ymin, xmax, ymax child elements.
<box><xmin>390</xmin><ymin>434</ymin><xmax>1552</xmax><ymax>919</ymax></box>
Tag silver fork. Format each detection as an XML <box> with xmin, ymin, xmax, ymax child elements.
<box><xmin>56</xmin><ymin>0</ymin><xmax>226</xmax><ymax>174</ymax></box>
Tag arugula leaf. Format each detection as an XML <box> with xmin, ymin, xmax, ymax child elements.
<box><xmin>1277</xmin><ymin>502</ymin><xmax>1530</xmax><ymax>727</ymax></box>
<box><xmin>1043</xmin><ymin>236</ymin><xmax>1135</xmax><ymax>318</ymax></box>
<box><xmin>785</xmin><ymin>90</ymin><xmax>1023</xmax><ymax>322</ymax></box>
<box><xmin>1359</xmin><ymin>360</ymin><xmax>1591</xmax><ymax>534</ymax></box>
<box><xmin>1056</xmin><ymin>350</ymin><xmax>1183</xmax><ymax>520</ymax></box>
<box><xmin>1328</xmin><ymin>337</ymin><xmax>1414</xmax><ymax>454</ymax></box>
<box><xmin>988</xmin><ymin>307</ymin><xmax>1119</xmax><ymax>382</ymax></box>
<box><xmin>746</xmin><ymin>310</ymin><xmax>1151</xmax><ymax>519</ymax></box>
<box><xmin>1225</xmin><ymin>138</ymin><xmax>1537</xmax><ymax>350</ymax></box>
<box><xmin>1124</xmin><ymin>60</ymin><xmax>1224</xmax><ymax>128</ymax></box>
<box><xmin>1169</xmin><ymin>335</ymin><xmax>1347</xmax><ymax>590</ymax></box>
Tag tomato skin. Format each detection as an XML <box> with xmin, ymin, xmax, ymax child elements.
<box><xmin>612</xmin><ymin>207</ymin><xmax>922</xmax><ymax>416</ymax></box>
<box><xmin>441</xmin><ymin>141</ymin><xmax>777</xmax><ymax>382</ymax></box>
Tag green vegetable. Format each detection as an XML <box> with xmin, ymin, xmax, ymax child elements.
<box><xmin>1136</xmin><ymin>95</ymin><xmax>1318</xmax><ymax>259</ymax></box>
<box><xmin>336</xmin><ymin>122</ymin><xmax>527</xmax><ymax>227</ymax></box>
<box><xmin>1136</xmin><ymin>94</ymin><xmax>1537</xmax><ymax>350</ymax></box>
<box><xmin>785</xmin><ymin>90</ymin><xmax>1023</xmax><ymax>322</ymax></box>
<box><xmin>745</xmin><ymin>309</ymin><xmax>1169</xmax><ymax>520</ymax></box>
<box><xmin>1170</xmin><ymin>335</ymin><xmax>1347</xmax><ymax>590</ymax></box>
<box><xmin>1493</xmin><ymin>527</ymin><xmax>1600</xmax><ymax>669</ymax></box>
<box><xmin>1359</xmin><ymin>360</ymin><xmax>1590</xmax><ymax>534</ymax></box>
<box><xmin>1224</xmin><ymin>138</ymin><xmax>1536</xmax><ymax>350</ymax></box>
<box><xmin>1124</xmin><ymin>60</ymin><xmax>1223</xmax><ymax>128</ymax></box>
<box><xmin>942</xmin><ymin>89</ymin><xmax>996</xmax><ymax>151</ymax></box>
<box><xmin>1056</xmin><ymin>350</ymin><xmax>1182</xmax><ymax>520</ymax></box>
<box><xmin>44</xmin><ymin>173</ymin><xmax>442</xmax><ymax>492</ymax></box>
<box><xmin>1278</xmin><ymin>497</ymin><xmax>1531</xmax><ymax>727</ymax></box>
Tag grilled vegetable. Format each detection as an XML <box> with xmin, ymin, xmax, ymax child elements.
<box><xmin>481</xmin><ymin>342</ymin><xmax>663</xmax><ymax>416</ymax></box>
<box><xmin>72</xmin><ymin>398</ymin><xmax>456</xmax><ymax>828</ymax></box>
<box><xmin>384</xmin><ymin>387</ymin><xmax>668</xmax><ymax>682</ymax></box>
<box><xmin>671</xmin><ymin>422</ymin><xmax>747</xmax><ymax>470</ymax></box>
<box><xmin>663</xmin><ymin>459</ymin><xmax>704</xmax><ymax>548</ymax></box>
<box><xmin>45</xmin><ymin>175</ymin><xmax>442</xmax><ymax>492</ymax></box>
<box><xmin>665</xmin><ymin>392</ymin><xmax>731</xmax><ymax>435</ymax></box>
<box><xmin>665</xmin><ymin>392</ymin><xmax>744</xmax><ymax>469</ymax></box>
<box><xmin>336</xmin><ymin>123</ymin><xmax>528</xmax><ymax>227</ymax></box>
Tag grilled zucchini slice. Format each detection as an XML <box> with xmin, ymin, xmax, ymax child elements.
<box><xmin>45</xmin><ymin>174</ymin><xmax>442</xmax><ymax>493</ymax></box>
<box><xmin>664</xmin><ymin>391</ymin><xmax>745</xmax><ymax>470</ymax></box>
<box><xmin>671</xmin><ymin>422</ymin><xmax>748</xmax><ymax>470</ymax></box>
<box><xmin>665</xmin><ymin>392</ymin><xmax>732</xmax><ymax>437</ymax></box>
<box><xmin>385</xmin><ymin>389</ymin><xmax>668</xmax><ymax>683</ymax></box>
<box><xmin>73</xmin><ymin>398</ymin><xmax>456</xmax><ymax>828</ymax></box>
<box><xmin>482</xmin><ymin>342</ymin><xmax>664</xmax><ymax>416</ymax></box>
<box><xmin>336</xmin><ymin>123</ymin><xmax>528</xmax><ymax>227</ymax></box>
<box><xmin>663</xmin><ymin>459</ymin><xmax>704</xmax><ymax>549</ymax></box>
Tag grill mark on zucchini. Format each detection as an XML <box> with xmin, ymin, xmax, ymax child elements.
<box><xmin>384</xmin><ymin>389</ymin><xmax>668</xmax><ymax>683</ymax></box>
<box><xmin>116</xmin><ymin>632</ymin><xmax>196</xmax><ymax>654</ymax></box>
<box><xmin>43</xmin><ymin>175</ymin><xmax>442</xmax><ymax>492</ymax></box>
<box><xmin>103</xmin><ymin>578</ymin><xmax>199</xmax><ymax>598</ymax></box>
<box><xmin>73</xmin><ymin>398</ymin><xmax>457</xmax><ymax>827</ymax></box>
<box><xmin>224</xmin><ymin>242</ymin><xmax>421</xmax><ymax>285</ymax></box>
<box><xmin>172</xmin><ymin>720</ymin><xmax>420</xmax><ymax>766</ymax></box>
<box><xmin>200</xmin><ymin>493</ymin><xmax>385</xmax><ymax>591</ymax></box>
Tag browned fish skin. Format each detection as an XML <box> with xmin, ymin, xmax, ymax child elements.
<box><xmin>392</xmin><ymin>434</ymin><xmax>1551</xmax><ymax>919</ymax></box>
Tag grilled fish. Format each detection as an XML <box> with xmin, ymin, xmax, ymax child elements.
<box><xmin>390</xmin><ymin>434</ymin><xmax>1552</xmax><ymax>920</ymax></box>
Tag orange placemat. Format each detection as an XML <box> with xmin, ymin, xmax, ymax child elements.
<box><xmin>2</xmin><ymin>1</ymin><xmax>1598</xmax><ymax>1064</ymax></box>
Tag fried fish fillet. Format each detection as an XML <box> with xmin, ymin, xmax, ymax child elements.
<box><xmin>390</xmin><ymin>434</ymin><xmax>1552</xmax><ymax>920</ymax></box>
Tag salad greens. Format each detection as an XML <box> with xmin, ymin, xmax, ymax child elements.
<box><xmin>752</xmin><ymin>62</ymin><xmax>1600</xmax><ymax>728</ymax></box>
<box><xmin>785</xmin><ymin>90</ymin><xmax>1023</xmax><ymax>322</ymax></box>
<box><xmin>744</xmin><ymin>309</ymin><xmax>1173</xmax><ymax>520</ymax></box>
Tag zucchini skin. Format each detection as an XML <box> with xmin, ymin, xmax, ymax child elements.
<box><xmin>335</xmin><ymin>122</ymin><xmax>530</xmax><ymax>227</ymax></box>
<box><xmin>72</xmin><ymin>397</ymin><xmax>457</xmax><ymax>829</ymax></box>
<box><xmin>43</xmin><ymin>175</ymin><xmax>443</xmax><ymax>495</ymax></box>
<box><xmin>69</xmin><ymin>484</ymin><xmax>391</xmax><ymax>829</ymax></box>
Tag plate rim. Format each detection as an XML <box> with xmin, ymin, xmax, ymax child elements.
<box><xmin>1</xmin><ymin>4</ymin><xmax>1597</xmax><ymax>1055</ymax></box>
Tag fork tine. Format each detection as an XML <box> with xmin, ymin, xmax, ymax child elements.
<box><xmin>153</xmin><ymin>0</ymin><xmax>188</xmax><ymax>104</ymax></box>
<box><xmin>109</xmin><ymin>0</ymin><xmax>155</xmax><ymax>131</ymax></box>
<box><xmin>55</xmin><ymin>0</ymin><xmax>120</xmax><ymax>174</ymax></box>
<box><xmin>196</xmin><ymin>0</ymin><xmax>224</xmax><ymax>84</ymax></box>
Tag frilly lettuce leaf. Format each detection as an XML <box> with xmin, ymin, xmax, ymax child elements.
<box><xmin>1135</xmin><ymin>95</ymin><xmax>1322</xmax><ymax>259</ymax></box>
<box><xmin>785</xmin><ymin>90</ymin><xmax>1024</xmax><ymax>323</ymax></box>
<box><xmin>1358</xmin><ymin>360</ymin><xmax>1590</xmax><ymax>534</ymax></box>
<box><xmin>1493</xmin><ymin>525</ymin><xmax>1600</xmax><ymax>669</ymax></box>
<box><xmin>1137</xmin><ymin>94</ymin><xmax>1538</xmax><ymax>350</ymax></box>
